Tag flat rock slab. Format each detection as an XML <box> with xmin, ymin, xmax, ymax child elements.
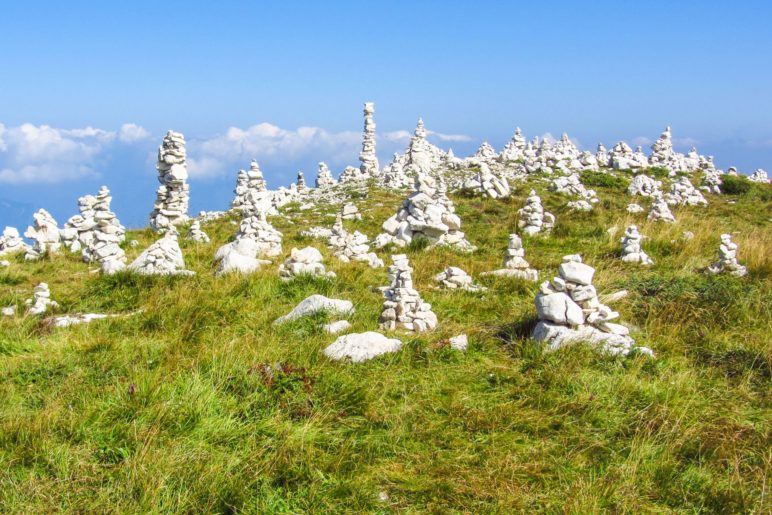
<box><xmin>323</xmin><ymin>331</ymin><xmax>403</xmax><ymax>363</ymax></box>
<box><xmin>275</xmin><ymin>294</ymin><xmax>353</xmax><ymax>324</ymax></box>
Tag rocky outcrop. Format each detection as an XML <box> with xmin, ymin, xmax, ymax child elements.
<box><xmin>666</xmin><ymin>177</ymin><xmax>708</xmax><ymax>206</ymax></box>
<box><xmin>627</xmin><ymin>175</ymin><xmax>662</xmax><ymax>197</ymax></box>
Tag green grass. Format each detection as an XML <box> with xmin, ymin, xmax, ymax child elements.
<box><xmin>0</xmin><ymin>176</ymin><xmax>770</xmax><ymax>513</ymax></box>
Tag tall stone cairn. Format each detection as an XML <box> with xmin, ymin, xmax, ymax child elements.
<box><xmin>359</xmin><ymin>102</ymin><xmax>379</xmax><ymax>177</ymax></box>
<box><xmin>150</xmin><ymin>130</ymin><xmax>190</xmax><ymax>232</ymax></box>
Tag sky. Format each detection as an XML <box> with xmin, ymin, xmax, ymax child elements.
<box><xmin>1</xmin><ymin>0</ymin><xmax>771</xmax><ymax>229</ymax></box>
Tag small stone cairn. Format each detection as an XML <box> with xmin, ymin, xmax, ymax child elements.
<box><xmin>26</xmin><ymin>283</ymin><xmax>58</xmax><ymax>315</ymax></box>
<box><xmin>278</xmin><ymin>246</ymin><xmax>335</xmax><ymax>280</ymax></box>
<box><xmin>707</xmin><ymin>234</ymin><xmax>747</xmax><ymax>277</ymax></box>
<box><xmin>24</xmin><ymin>209</ymin><xmax>62</xmax><ymax>259</ymax></box>
<box><xmin>214</xmin><ymin>212</ymin><xmax>282</xmax><ymax>275</ymax></box>
<box><xmin>627</xmin><ymin>174</ymin><xmax>662</xmax><ymax>197</ymax></box>
<box><xmin>481</xmin><ymin>234</ymin><xmax>538</xmax><ymax>280</ymax></box>
<box><xmin>379</xmin><ymin>254</ymin><xmax>438</xmax><ymax>332</ymax></box>
<box><xmin>186</xmin><ymin>220</ymin><xmax>210</xmax><ymax>243</ymax></box>
<box><xmin>666</xmin><ymin>176</ymin><xmax>708</xmax><ymax>206</ymax></box>
<box><xmin>463</xmin><ymin>163</ymin><xmax>511</xmax><ymax>199</ymax></box>
<box><xmin>232</xmin><ymin>160</ymin><xmax>269</xmax><ymax>213</ymax></box>
<box><xmin>434</xmin><ymin>266</ymin><xmax>486</xmax><ymax>291</ymax></box>
<box><xmin>315</xmin><ymin>162</ymin><xmax>337</xmax><ymax>189</ymax></box>
<box><xmin>620</xmin><ymin>225</ymin><xmax>654</xmax><ymax>265</ymax></box>
<box><xmin>128</xmin><ymin>232</ymin><xmax>194</xmax><ymax>276</ymax></box>
<box><xmin>648</xmin><ymin>194</ymin><xmax>676</xmax><ymax>223</ymax></box>
<box><xmin>327</xmin><ymin>213</ymin><xmax>383</xmax><ymax>268</ymax></box>
<box><xmin>150</xmin><ymin>130</ymin><xmax>190</xmax><ymax>232</ymax></box>
<box><xmin>0</xmin><ymin>227</ymin><xmax>29</xmax><ymax>256</ymax></box>
<box><xmin>517</xmin><ymin>190</ymin><xmax>555</xmax><ymax>236</ymax></box>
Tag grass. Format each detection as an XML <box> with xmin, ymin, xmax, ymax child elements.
<box><xmin>0</xmin><ymin>172</ymin><xmax>770</xmax><ymax>512</ymax></box>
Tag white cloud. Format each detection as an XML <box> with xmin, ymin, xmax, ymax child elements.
<box><xmin>428</xmin><ymin>130</ymin><xmax>472</xmax><ymax>142</ymax></box>
<box><xmin>632</xmin><ymin>136</ymin><xmax>653</xmax><ymax>147</ymax></box>
<box><xmin>118</xmin><ymin>123</ymin><xmax>151</xmax><ymax>143</ymax></box>
<box><xmin>0</xmin><ymin>122</ymin><xmax>146</xmax><ymax>184</ymax></box>
<box><xmin>673</xmin><ymin>137</ymin><xmax>699</xmax><ymax>148</ymax></box>
<box><xmin>383</xmin><ymin>129</ymin><xmax>472</xmax><ymax>144</ymax></box>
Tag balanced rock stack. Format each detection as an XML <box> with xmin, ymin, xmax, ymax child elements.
<box><xmin>214</xmin><ymin>212</ymin><xmax>282</xmax><ymax>275</ymax></box>
<box><xmin>374</xmin><ymin>174</ymin><xmax>476</xmax><ymax>252</ymax></box>
<box><xmin>381</xmin><ymin>153</ymin><xmax>413</xmax><ymax>189</ymax></box>
<box><xmin>128</xmin><ymin>232</ymin><xmax>194</xmax><ymax>276</ymax></box>
<box><xmin>231</xmin><ymin>160</ymin><xmax>269</xmax><ymax>212</ymax></box>
<box><xmin>666</xmin><ymin>177</ymin><xmax>708</xmax><ymax>206</ymax></box>
<box><xmin>620</xmin><ymin>225</ymin><xmax>654</xmax><ymax>265</ymax></box>
<box><xmin>627</xmin><ymin>175</ymin><xmax>662</xmax><ymax>197</ymax></box>
<box><xmin>327</xmin><ymin>214</ymin><xmax>383</xmax><ymax>268</ymax></box>
<box><xmin>186</xmin><ymin>220</ymin><xmax>210</xmax><ymax>243</ymax></box>
<box><xmin>79</xmin><ymin>186</ymin><xmax>127</xmax><ymax>267</ymax></box>
<box><xmin>0</xmin><ymin>227</ymin><xmax>29</xmax><ymax>256</ymax></box>
<box><xmin>517</xmin><ymin>190</ymin><xmax>555</xmax><ymax>236</ymax></box>
<box><xmin>359</xmin><ymin>102</ymin><xmax>380</xmax><ymax>177</ymax></box>
<box><xmin>649</xmin><ymin>126</ymin><xmax>687</xmax><ymax>173</ymax></box>
<box><xmin>707</xmin><ymin>234</ymin><xmax>747</xmax><ymax>277</ymax></box>
<box><xmin>463</xmin><ymin>163</ymin><xmax>511</xmax><ymax>199</ymax></box>
<box><xmin>498</xmin><ymin>127</ymin><xmax>527</xmax><ymax>163</ymax></box>
<box><xmin>341</xmin><ymin>202</ymin><xmax>361</xmax><ymax>220</ymax></box>
<box><xmin>748</xmin><ymin>169</ymin><xmax>768</xmax><ymax>183</ymax></box>
<box><xmin>481</xmin><ymin>234</ymin><xmax>538</xmax><ymax>280</ymax></box>
<box><xmin>549</xmin><ymin>173</ymin><xmax>599</xmax><ymax>211</ymax></box>
<box><xmin>339</xmin><ymin>165</ymin><xmax>371</xmax><ymax>184</ymax></box>
<box><xmin>379</xmin><ymin>254</ymin><xmax>438</xmax><ymax>332</ymax></box>
<box><xmin>533</xmin><ymin>255</ymin><xmax>645</xmax><ymax>356</ymax></box>
<box><xmin>150</xmin><ymin>131</ymin><xmax>190</xmax><ymax>232</ymax></box>
<box><xmin>406</xmin><ymin>118</ymin><xmax>446</xmax><ymax>175</ymax></box>
<box><xmin>648</xmin><ymin>194</ymin><xmax>676</xmax><ymax>223</ymax></box>
<box><xmin>26</xmin><ymin>283</ymin><xmax>58</xmax><ymax>315</ymax></box>
<box><xmin>23</xmin><ymin>209</ymin><xmax>62</xmax><ymax>259</ymax></box>
<box><xmin>434</xmin><ymin>266</ymin><xmax>485</xmax><ymax>292</ymax></box>
<box><xmin>470</xmin><ymin>142</ymin><xmax>498</xmax><ymax>165</ymax></box>
<box><xmin>278</xmin><ymin>246</ymin><xmax>335</xmax><ymax>280</ymax></box>
<box><xmin>609</xmin><ymin>141</ymin><xmax>648</xmax><ymax>170</ymax></box>
<box><xmin>595</xmin><ymin>143</ymin><xmax>610</xmax><ymax>166</ymax></box>
<box><xmin>296</xmin><ymin>172</ymin><xmax>309</xmax><ymax>194</ymax></box>
<box><xmin>701</xmin><ymin>169</ymin><xmax>723</xmax><ymax>194</ymax></box>
<box><xmin>315</xmin><ymin>162</ymin><xmax>337</xmax><ymax>189</ymax></box>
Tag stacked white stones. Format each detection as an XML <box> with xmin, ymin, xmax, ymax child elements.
<box><xmin>341</xmin><ymin>202</ymin><xmax>361</xmax><ymax>220</ymax></box>
<box><xmin>648</xmin><ymin>194</ymin><xmax>676</xmax><ymax>223</ymax></box>
<box><xmin>359</xmin><ymin>102</ymin><xmax>380</xmax><ymax>177</ymax></box>
<box><xmin>626</xmin><ymin>203</ymin><xmax>645</xmax><ymax>214</ymax></box>
<box><xmin>278</xmin><ymin>246</ymin><xmax>335</xmax><ymax>280</ymax></box>
<box><xmin>231</xmin><ymin>160</ymin><xmax>274</xmax><ymax>214</ymax></box>
<box><xmin>374</xmin><ymin>173</ymin><xmax>475</xmax><ymax>252</ymax></box>
<box><xmin>186</xmin><ymin>220</ymin><xmax>210</xmax><ymax>243</ymax></box>
<box><xmin>708</xmin><ymin>234</ymin><xmax>747</xmax><ymax>277</ymax></box>
<box><xmin>434</xmin><ymin>266</ymin><xmax>485</xmax><ymax>292</ymax></box>
<box><xmin>609</xmin><ymin>141</ymin><xmax>649</xmax><ymax>170</ymax></box>
<box><xmin>649</xmin><ymin>126</ymin><xmax>690</xmax><ymax>174</ymax></box>
<box><xmin>26</xmin><ymin>283</ymin><xmax>58</xmax><ymax>315</ymax></box>
<box><xmin>627</xmin><ymin>174</ymin><xmax>662</xmax><ymax>197</ymax></box>
<box><xmin>549</xmin><ymin>173</ymin><xmax>599</xmax><ymax>211</ymax></box>
<box><xmin>595</xmin><ymin>143</ymin><xmax>610</xmax><ymax>167</ymax></box>
<box><xmin>498</xmin><ymin>128</ymin><xmax>527</xmax><ymax>163</ymax></box>
<box><xmin>620</xmin><ymin>225</ymin><xmax>654</xmax><ymax>265</ymax></box>
<box><xmin>481</xmin><ymin>234</ymin><xmax>538</xmax><ymax>281</ymax></box>
<box><xmin>701</xmin><ymin>169</ymin><xmax>723</xmax><ymax>194</ymax></box>
<box><xmin>748</xmin><ymin>169</ymin><xmax>769</xmax><ymax>183</ymax></box>
<box><xmin>214</xmin><ymin>212</ymin><xmax>282</xmax><ymax>275</ymax></box>
<box><xmin>381</xmin><ymin>153</ymin><xmax>413</xmax><ymax>189</ymax></box>
<box><xmin>128</xmin><ymin>232</ymin><xmax>194</xmax><ymax>276</ymax></box>
<box><xmin>24</xmin><ymin>209</ymin><xmax>62</xmax><ymax>260</ymax></box>
<box><xmin>315</xmin><ymin>162</ymin><xmax>337</xmax><ymax>189</ymax></box>
<box><xmin>406</xmin><ymin>118</ymin><xmax>446</xmax><ymax>174</ymax></box>
<box><xmin>462</xmin><ymin>163</ymin><xmax>511</xmax><ymax>199</ymax></box>
<box><xmin>379</xmin><ymin>254</ymin><xmax>438</xmax><ymax>332</ymax></box>
<box><xmin>78</xmin><ymin>187</ymin><xmax>127</xmax><ymax>273</ymax></box>
<box><xmin>339</xmin><ymin>165</ymin><xmax>371</xmax><ymax>184</ymax></box>
<box><xmin>0</xmin><ymin>227</ymin><xmax>29</xmax><ymax>256</ymax></box>
<box><xmin>470</xmin><ymin>142</ymin><xmax>499</xmax><ymax>165</ymax></box>
<box><xmin>666</xmin><ymin>177</ymin><xmax>708</xmax><ymax>206</ymax></box>
<box><xmin>327</xmin><ymin>213</ymin><xmax>383</xmax><ymax>268</ymax></box>
<box><xmin>150</xmin><ymin>130</ymin><xmax>190</xmax><ymax>232</ymax></box>
<box><xmin>517</xmin><ymin>190</ymin><xmax>555</xmax><ymax>236</ymax></box>
<box><xmin>533</xmin><ymin>255</ymin><xmax>642</xmax><ymax>356</ymax></box>
<box><xmin>296</xmin><ymin>172</ymin><xmax>309</xmax><ymax>194</ymax></box>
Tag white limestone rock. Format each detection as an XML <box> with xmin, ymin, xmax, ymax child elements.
<box><xmin>666</xmin><ymin>177</ymin><xmax>708</xmax><ymax>206</ymax></box>
<box><xmin>214</xmin><ymin>212</ymin><xmax>282</xmax><ymax>275</ymax></box>
<box><xmin>748</xmin><ymin>169</ymin><xmax>768</xmax><ymax>183</ymax></box>
<box><xmin>359</xmin><ymin>102</ymin><xmax>380</xmax><ymax>177</ymax></box>
<box><xmin>549</xmin><ymin>173</ymin><xmax>599</xmax><ymax>208</ymax></box>
<box><xmin>517</xmin><ymin>190</ymin><xmax>555</xmax><ymax>236</ymax></box>
<box><xmin>275</xmin><ymin>294</ymin><xmax>354</xmax><ymax>324</ymax></box>
<box><xmin>628</xmin><ymin>175</ymin><xmax>662</xmax><ymax>197</ymax></box>
<box><xmin>649</xmin><ymin>126</ymin><xmax>697</xmax><ymax>174</ymax></box>
<box><xmin>626</xmin><ymin>203</ymin><xmax>645</xmax><ymax>214</ymax></box>
<box><xmin>24</xmin><ymin>209</ymin><xmax>62</xmax><ymax>260</ymax></box>
<box><xmin>434</xmin><ymin>266</ymin><xmax>486</xmax><ymax>292</ymax></box>
<box><xmin>406</xmin><ymin>118</ymin><xmax>446</xmax><ymax>174</ymax></box>
<box><xmin>380</xmin><ymin>254</ymin><xmax>438</xmax><ymax>333</ymax></box>
<box><xmin>499</xmin><ymin>128</ymin><xmax>527</xmax><ymax>163</ymax></box>
<box><xmin>0</xmin><ymin>227</ymin><xmax>29</xmax><ymax>256</ymax></box>
<box><xmin>186</xmin><ymin>220</ymin><xmax>210</xmax><ymax>243</ymax></box>
<box><xmin>231</xmin><ymin>160</ymin><xmax>270</xmax><ymax>213</ymax></box>
<box><xmin>315</xmin><ymin>162</ymin><xmax>337</xmax><ymax>189</ymax></box>
<box><xmin>462</xmin><ymin>163</ymin><xmax>511</xmax><ymax>199</ymax></box>
<box><xmin>0</xmin><ymin>260</ymin><xmax>9</xmax><ymax>268</ymax></box>
<box><xmin>339</xmin><ymin>165</ymin><xmax>370</xmax><ymax>184</ymax></box>
<box><xmin>150</xmin><ymin>130</ymin><xmax>190</xmax><ymax>232</ymax></box>
<box><xmin>341</xmin><ymin>202</ymin><xmax>361</xmax><ymax>220</ymax></box>
<box><xmin>449</xmin><ymin>334</ymin><xmax>468</xmax><ymax>351</ymax></box>
<box><xmin>128</xmin><ymin>233</ymin><xmax>194</xmax><ymax>276</ymax></box>
<box><xmin>482</xmin><ymin>234</ymin><xmax>539</xmax><ymax>281</ymax></box>
<box><xmin>327</xmin><ymin>213</ymin><xmax>383</xmax><ymax>268</ymax></box>
<box><xmin>278</xmin><ymin>246</ymin><xmax>336</xmax><ymax>280</ymax></box>
<box><xmin>26</xmin><ymin>283</ymin><xmax>59</xmax><ymax>316</ymax></box>
<box><xmin>324</xmin><ymin>320</ymin><xmax>352</xmax><ymax>334</ymax></box>
<box><xmin>620</xmin><ymin>225</ymin><xmax>654</xmax><ymax>265</ymax></box>
<box><xmin>323</xmin><ymin>331</ymin><xmax>402</xmax><ymax>363</ymax></box>
<box><xmin>2</xmin><ymin>306</ymin><xmax>15</xmax><ymax>317</ymax></box>
<box><xmin>648</xmin><ymin>194</ymin><xmax>676</xmax><ymax>223</ymax></box>
<box><xmin>707</xmin><ymin>234</ymin><xmax>747</xmax><ymax>277</ymax></box>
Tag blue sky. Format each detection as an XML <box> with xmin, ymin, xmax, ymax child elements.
<box><xmin>1</xmin><ymin>1</ymin><xmax>771</xmax><ymax>229</ymax></box>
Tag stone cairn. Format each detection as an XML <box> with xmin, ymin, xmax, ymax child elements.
<box><xmin>748</xmin><ymin>169</ymin><xmax>768</xmax><ymax>183</ymax></box>
<box><xmin>434</xmin><ymin>266</ymin><xmax>486</xmax><ymax>292</ymax></box>
<box><xmin>620</xmin><ymin>225</ymin><xmax>654</xmax><ymax>265</ymax></box>
<box><xmin>595</xmin><ymin>143</ymin><xmax>610</xmax><ymax>167</ymax></box>
<box><xmin>359</xmin><ymin>102</ymin><xmax>380</xmax><ymax>177</ymax></box>
<box><xmin>626</xmin><ymin>203</ymin><xmax>645</xmax><ymax>214</ymax></box>
<box><xmin>327</xmin><ymin>213</ymin><xmax>383</xmax><ymax>268</ymax></box>
<box><xmin>381</xmin><ymin>153</ymin><xmax>413</xmax><ymax>190</ymax></box>
<box><xmin>65</xmin><ymin>186</ymin><xmax>126</xmax><ymax>253</ymax></box>
<box><xmin>647</xmin><ymin>194</ymin><xmax>676</xmax><ymax>223</ymax></box>
<box><xmin>379</xmin><ymin>254</ymin><xmax>438</xmax><ymax>332</ymax></box>
<box><xmin>186</xmin><ymin>220</ymin><xmax>210</xmax><ymax>243</ymax></box>
<box><xmin>517</xmin><ymin>190</ymin><xmax>555</xmax><ymax>236</ymax></box>
<box><xmin>462</xmin><ymin>163</ymin><xmax>511</xmax><ymax>199</ymax></box>
<box><xmin>707</xmin><ymin>234</ymin><xmax>747</xmax><ymax>277</ymax></box>
<box><xmin>339</xmin><ymin>165</ymin><xmax>371</xmax><ymax>184</ymax></box>
<box><xmin>627</xmin><ymin>174</ymin><xmax>662</xmax><ymax>197</ymax></box>
<box><xmin>296</xmin><ymin>172</ymin><xmax>309</xmax><ymax>194</ymax></box>
<box><xmin>214</xmin><ymin>212</ymin><xmax>282</xmax><ymax>275</ymax></box>
<box><xmin>315</xmin><ymin>162</ymin><xmax>337</xmax><ymax>189</ymax></box>
<box><xmin>649</xmin><ymin>126</ymin><xmax>689</xmax><ymax>174</ymax></box>
<box><xmin>666</xmin><ymin>177</ymin><xmax>708</xmax><ymax>206</ymax></box>
<box><xmin>278</xmin><ymin>246</ymin><xmax>336</xmax><ymax>280</ymax></box>
<box><xmin>24</xmin><ymin>209</ymin><xmax>62</xmax><ymax>259</ymax></box>
<box><xmin>128</xmin><ymin>232</ymin><xmax>194</xmax><ymax>276</ymax></box>
<box><xmin>341</xmin><ymin>202</ymin><xmax>361</xmax><ymax>220</ymax></box>
<box><xmin>0</xmin><ymin>227</ymin><xmax>29</xmax><ymax>256</ymax></box>
<box><xmin>549</xmin><ymin>173</ymin><xmax>599</xmax><ymax>211</ymax></box>
<box><xmin>533</xmin><ymin>255</ymin><xmax>647</xmax><ymax>356</ymax></box>
<box><xmin>406</xmin><ymin>118</ymin><xmax>446</xmax><ymax>174</ymax></box>
<box><xmin>150</xmin><ymin>130</ymin><xmax>190</xmax><ymax>232</ymax></box>
<box><xmin>25</xmin><ymin>283</ymin><xmax>58</xmax><ymax>315</ymax></box>
<box><xmin>481</xmin><ymin>234</ymin><xmax>538</xmax><ymax>281</ymax></box>
<box><xmin>232</xmin><ymin>160</ymin><xmax>269</xmax><ymax>212</ymax></box>
<box><xmin>701</xmin><ymin>169</ymin><xmax>722</xmax><ymax>194</ymax></box>
<box><xmin>374</xmin><ymin>174</ymin><xmax>475</xmax><ymax>252</ymax></box>
<box><xmin>498</xmin><ymin>128</ymin><xmax>527</xmax><ymax>163</ymax></box>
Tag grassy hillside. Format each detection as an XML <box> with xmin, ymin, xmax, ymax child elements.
<box><xmin>0</xmin><ymin>172</ymin><xmax>770</xmax><ymax>513</ymax></box>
